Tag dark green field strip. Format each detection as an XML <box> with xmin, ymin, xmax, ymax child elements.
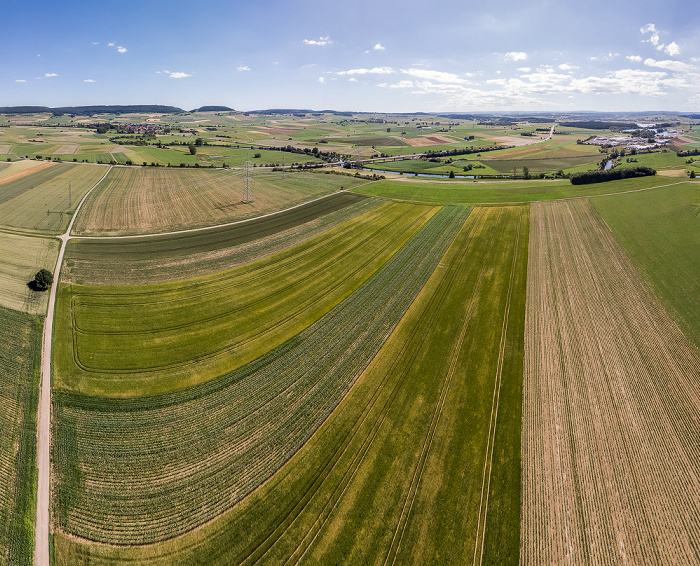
<box><xmin>52</xmin><ymin>205</ymin><xmax>471</xmax><ymax>546</ymax></box>
<box><xmin>65</xmin><ymin>191</ymin><xmax>368</xmax><ymax>263</ymax></box>
<box><xmin>55</xmin><ymin>202</ymin><xmax>434</xmax><ymax>397</ymax></box>
<box><xmin>0</xmin><ymin>162</ymin><xmax>67</xmax><ymax>206</ymax></box>
<box><xmin>0</xmin><ymin>308</ymin><xmax>42</xmax><ymax>565</ymax></box>
<box><xmin>592</xmin><ymin>183</ymin><xmax>700</xmax><ymax>349</ymax></box>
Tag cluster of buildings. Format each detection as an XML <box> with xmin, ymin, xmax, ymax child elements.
<box><xmin>583</xmin><ymin>129</ymin><xmax>679</xmax><ymax>151</ymax></box>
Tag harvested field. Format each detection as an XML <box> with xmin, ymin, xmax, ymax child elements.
<box><xmin>54</xmin><ymin>202</ymin><xmax>435</xmax><ymax>397</ymax></box>
<box><xmin>522</xmin><ymin>199</ymin><xmax>700</xmax><ymax>565</ymax></box>
<box><xmin>72</xmin><ymin>168</ymin><xmax>368</xmax><ymax>235</ymax></box>
<box><xmin>0</xmin><ymin>232</ymin><xmax>60</xmax><ymax>315</ymax></box>
<box><xmin>0</xmin><ymin>160</ymin><xmax>54</xmax><ymax>184</ymax></box>
<box><xmin>0</xmin><ymin>163</ymin><xmax>109</xmax><ymax>233</ymax></box>
<box><xmin>403</xmin><ymin>135</ymin><xmax>456</xmax><ymax>147</ymax></box>
<box><xmin>0</xmin><ymin>308</ymin><xmax>42</xmax><ymax>565</ymax></box>
<box><xmin>592</xmin><ymin>183</ymin><xmax>700</xmax><ymax>349</ymax></box>
<box><xmin>62</xmin><ymin>193</ymin><xmax>381</xmax><ymax>285</ymax></box>
<box><xmin>52</xmin><ymin>205</ymin><xmax>470</xmax><ymax>547</ymax></box>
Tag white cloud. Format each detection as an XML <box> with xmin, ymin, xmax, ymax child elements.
<box><xmin>517</xmin><ymin>67</ymin><xmax>531</xmax><ymax>72</ymax></box>
<box><xmin>503</xmin><ymin>51</ymin><xmax>527</xmax><ymax>62</ymax></box>
<box><xmin>627</xmin><ymin>55</ymin><xmax>643</xmax><ymax>62</ymax></box>
<box><xmin>644</xmin><ymin>58</ymin><xmax>694</xmax><ymax>73</ymax></box>
<box><xmin>641</xmin><ymin>23</ymin><xmax>680</xmax><ymax>56</ymax></box>
<box><xmin>373</xmin><ymin>43</ymin><xmax>385</xmax><ymax>51</ymax></box>
<box><xmin>486</xmin><ymin>78</ymin><xmax>507</xmax><ymax>85</ymax></box>
<box><xmin>169</xmin><ymin>72</ymin><xmax>191</xmax><ymax>79</ymax></box>
<box><xmin>337</xmin><ymin>67</ymin><xmax>394</xmax><ymax>76</ymax></box>
<box><xmin>84</xmin><ymin>79</ymin><xmax>96</xmax><ymax>83</ymax></box>
<box><xmin>402</xmin><ymin>68</ymin><xmax>468</xmax><ymax>83</ymax></box>
<box><xmin>117</xmin><ymin>46</ymin><xmax>127</xmax><ymax>54</ymax></box>
<box><xmin>237</xmin><ymin>65</ymin><xmax>250</xmax><ymax>71</ymax></box>
<box><xmin>45</xmin><ymin>73</ymin><xmax>58</xmax><ymax>78</ymax></box>
<box><xmin>108</xmin><ymin>42</ymin><xmax>115</xmax><ymax>47</ymax></box>
<box><xmin>569</xmin><ymin>68</ymin><xmax>683</xmax><ymax>97</ymax></box>
<box><xmin>558</xmin><ymin>63</ymin><xmax>577</xmax><ymax>71</ymax></box>
<box><xmin>304</xmin><ymin>36</ymin><xmax>332</xmax><ymax>46</ymax></box>
<box><xmin>92</xmin><ymin>41</ymin><xmax>99</xmax><ymax>45</ymax></box>
<box><xmin>15</xmin><ymin>79</ymin><xmax>26</xmax><ymax>83</ymax></box>
<box><xmin>389</xmin><ymin>80</ymin><xmax>415</xmax><ymax>89</ymax></box>
<box><xmin>348</xmin><ymin>77</ymin><xmax>357</xmax><ymax>82</ymax></box>
<box><xmin>317</xmin><ymin>76</ymin><xmax>325</xmax><ymax>83</ymax></box>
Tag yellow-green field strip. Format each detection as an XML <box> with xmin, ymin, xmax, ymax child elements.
<box><xmin>52</xmin><ymin>204</ymin><xmax>471</xmax><ymax>550</ymax></box>
<box><xmin>54</xmin><ymin>201</ymin><xmax>435</xmax><ymax>397</ymax></box>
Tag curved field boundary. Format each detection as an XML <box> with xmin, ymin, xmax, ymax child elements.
<box><xmin>51</xmin><ymin>205</ymin><xmax>470</xmax><ymax>547</ymax></box>
<box><xmin>522</xmin><ymin>200</ymin><xmax>700</xmax><ymax>565</ymax></box>
<box><xmin>63</xmin><ymin>196</ymin><xmax>383</xmax><ymax>286</ymax></box>
<box><xmin>54</xmin><ymin>202</ymin><xmax>434</xmax><ymax>397</ymax></box>
<box><xmin>61</xmin><ymin>192</ymin><xmax>373</xmax><ymax>285</ymax></box>
<box><xmin>0</xmin><ymin>308</ymin><xmax>43</xmax><ymax>564</ymax></box>
<box><xmin>0</xmin><ymin>160</ymin><xmax>55</xmax><ymax>185</ymax></box>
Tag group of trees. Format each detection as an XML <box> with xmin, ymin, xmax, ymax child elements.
<box><xmin>570</xmin><ymin>166</ymin><xmax>656</xmax><ymax>185</ymax></box>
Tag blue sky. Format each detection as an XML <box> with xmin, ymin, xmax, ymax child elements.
<box><xmin>2</xmin><ymin>0</ymin><xmax>697</xmax><ymax>112</ymax></box>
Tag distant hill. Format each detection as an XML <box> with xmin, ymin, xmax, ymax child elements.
<box><xmin>0</xmin><ymin>105</ymin><xmax>184</xmax><ymax>115</ymax></box>
<box><xmin>191</xmin><ymin>106</ymin><xmax>235</xmax><ymax>112</ymax></box>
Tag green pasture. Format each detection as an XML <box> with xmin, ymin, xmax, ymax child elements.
<box><xmin>54</xmin><ymin>202</ymin><xmax>436</xmax><ymax>397</ymax></box>
<box><xmin>52</xmin><ymin>205</ymin><xmax>470</xmax><ymax>550</ymax></box>
<box><xmin>354</xmin><ymin>175</ymin><xmax>674</xmax><ymax>203</ymax></box>
<box><xmin>592</xmin><ymin>182</ymin><xmax>700</xmax><ymax>349</ymax></box>
<box><xmin>0</xmin><ymin>308</ymin><xmax>42</xmax><ymax>565</ymax></box>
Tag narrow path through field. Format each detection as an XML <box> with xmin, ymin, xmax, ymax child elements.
<box><xmin>34</xmin><ymin>166</ymin><xmax>112</xmax><ymax>566</ymax></box>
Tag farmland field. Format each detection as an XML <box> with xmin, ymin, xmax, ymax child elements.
<box><xmin>0</xmin><ymin>232</ymin><xmax>59</xmax><ymax>315</ymax></box>
<box><xmin>54</xmin><ymin>201</ymin><xmax>436</xmax><ymax>397</ymax></box>
<box><xmin>592</xmin><ymin>183</ymin><xmax>700</xmax><ymax>348</ymax></box>
<box><xmin>0</xmin><ymin>308</ymin><xmax>43</xmax><ymax>565</ymax></box>
<box><xmin>72</xmin><ymin>168</ymin><xmax>369</xmax><ymax>235</ymax></box>
<box><xmin>62</xmin><ymin>192</ymin><xmax>380</xmax><ymax>285</ymax></box>
<box><xmin>52</xmin><ymin>203</ymin><xmax>528</xmax><ymax>564</ymax></box>
<box><xmin>523</xmin><ymin>200</ymin><xmax>700</xmax><ymax>564</ymax></box>
<box><xmin>354</xmin><ymin>175</ymin><xmax>677</xmax><ymax>203</ymax></box>
<box><xmin>0</xmin><ymin>163</ymin><xmax>109</xmax><ymax>233</ymax></box>
<box><xmin>52</xmin><ymin>204</ymin><xmax>471</xmax><ymax>548</ymax></box>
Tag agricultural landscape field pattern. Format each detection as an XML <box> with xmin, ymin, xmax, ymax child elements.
<box><xmin>0</xmin><ymin>111</ymin><xmax>698</xmax><ymax>566</ymax></box>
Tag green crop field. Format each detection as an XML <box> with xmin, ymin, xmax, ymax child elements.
<box><xmin>52</xmin><ymin>204</ymin><xmax>527</xmax><ymax>564</ymax></box>
<box><xmin>354</xmin><ymin>175</ymin><xmax>677</xmax><ymax>203</ymax></box>
<box><xmin>0</xmin><ymin>308</ymin><xmax>42</xmax><ymax>565</ymax></box>
<box><xmin>0</xmin><ymin>163</ymin><xmax>109</xmax><ymax>233</ymax></box>
<box><xmin>0</xmin><ymin>232</ymin><xmax>59</xmax><ymax>315</ymax></box>
<box><xmin>592</xmin><ymin>182</ymin><xmax>700</xmax><ymax>349</ymax></box>
<box><xmin>72</xmin><ymin>168</ymin><xmax>368</xmax><ymax>235</ymax></box>
<box><xmin>52</xmin><ymin>205</ymin><xmax>470</xmax><ymax>549</ymax></box>
<box><xmin>54</xmin><ymin>201</ymin><xmax>436</xmax><ymax>397</ymax></box>
<box><xmin>62</xmin><ymin>192</ymin><xmax>380</xmax><ymax>285</ymax></box>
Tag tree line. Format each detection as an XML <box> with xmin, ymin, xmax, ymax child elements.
<box><xmin>570</xmin><ymin>166</ymin><xmax>656</xmax><ymax>185</ymax></box>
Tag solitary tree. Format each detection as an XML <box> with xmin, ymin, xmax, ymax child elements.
<box><xmin>522</xmin><ymin>165</ymin><xmax>530</xmax><ymax>179</ymax></box>
<box><xmin>188</xmin><ymin>144</ymin><xmax>197</xmax><ymax>155</ymax></box>
<box><xmin>32</xmin><ymin>269</ymin><xmax>53</xmax><ymax>291</ymax></box>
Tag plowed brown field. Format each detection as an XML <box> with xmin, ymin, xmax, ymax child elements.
<box><xmin>522</xmin><ymin>199</ymin><xmax>700</xmax><ymax>565</ymax></box>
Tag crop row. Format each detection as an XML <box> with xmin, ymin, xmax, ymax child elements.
<box><xmin>54</xmin><ymin>201</ymin><xmax>434</xmax><ymax>397</ymax></box>
<box><xmin>522</xmin><ymin>200</ymin><xmax>700</xmax><ymax>565</ymax></box>
<box><xmin>62</xmin><ymin>192</ymin><xmax>380</xmax><ymax>285</ymax></box>
<box><xmin>0</xmin><ymin>308</ymin><xmax>43</xmax><ymax>565</ymax></box>
<box><xmin>71</xmin><ymin>167</ymin><xmax>369</xmax><ymax>236</ymax></box>
<box><xmin>52</xmin><ymin>204</ymin><xmax>471</xmax><ymax>545</ymax></box>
